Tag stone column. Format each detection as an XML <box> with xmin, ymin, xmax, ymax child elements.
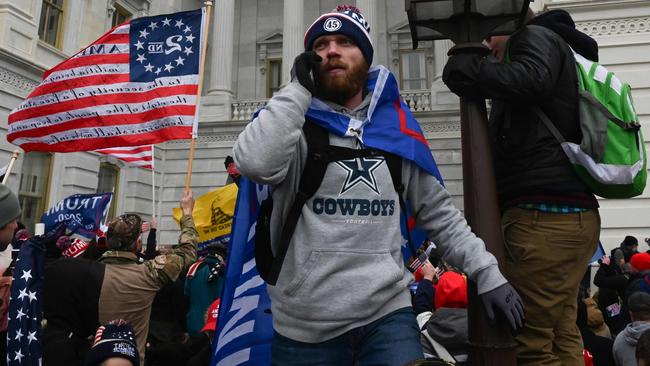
<box><xmin>203</xmin><ymin>0</ymin><xmax>235</xmax><ymax>121</ymax></box>
<box><xmin>208</xmin><ymin>0</ymin><xmax>235</xmax><ymax>96</ymax></box>
<box><xmin>430</xmin><ymin>39</ymin><xmax>458</xmax><ymax>110</ymax></box>
<box><xmin>355</xmin><ymin>0</ymin><xmax>377</xmax><ymax>66</ymax></box>
<box><xmin>281</xmin><ymin>0</ymin><xmax>304</xmax><ymax>85</ymax></box>
<box><xmin>433</xmin><ymin>39</ymin><xmax>454</xmax><ymax>80</ymax></box>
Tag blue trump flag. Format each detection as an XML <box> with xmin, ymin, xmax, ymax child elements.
<box><xmin>212</xmin><ymin>177</ymin><xmax>273</xmax><ymax>366</ymax></box>
<box><xmin>40</xmin><ymin>192</ymin><xmax>112</xmax><ymax>239</ymax></box>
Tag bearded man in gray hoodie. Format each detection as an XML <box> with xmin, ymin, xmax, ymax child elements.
<box><xmin>233</xmin><ymin>5</ymin><xmax>523</xmax><ymax>366</ymax></box>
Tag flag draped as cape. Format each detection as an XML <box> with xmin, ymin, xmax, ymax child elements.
<box><xmin>212</xmin><ymin>66</ymin><xmax>443</xmax><ymax>365</ymax></box>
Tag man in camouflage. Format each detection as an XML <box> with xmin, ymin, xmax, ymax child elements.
<box><xmin>97</xmin><ymin>190</ymin><xmax>198</xmax><ymax>365</ymax></box>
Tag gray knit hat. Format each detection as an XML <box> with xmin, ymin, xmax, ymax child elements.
<box><xmin>0</xmin><ymin>184</ymin><xmax>20</xmax><ymax>228</ymax></box>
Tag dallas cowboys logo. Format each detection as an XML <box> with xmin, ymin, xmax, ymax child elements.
<box><xmin>336</xmin><ymin>157</ymin><xmax>384</xmax><ymax>196</ymax></box>
<box><xmin>129</xmin><ymin>10</ymin><xmax>201</xmax><ymax>82</ymax></box>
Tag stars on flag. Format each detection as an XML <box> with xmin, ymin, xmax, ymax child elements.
<box><xmin>7</xmin><ymin>233</ymin><xmax>47</xmax><ymax>365</ymax></box>
<box><xmin>27</xmin><ymin>331</ymin><xmax>37</xmax><ymax>345</ymax></box>
<box><xmin>20</xmin><ymin>269</ymin><xmax>31</xmax><ymax>282</ymax></box>
<box><xmin>13</xmin><ymin>349</ymin><xmax>23</xmax><ymax>363</ymax></box>
<box><xmin>15</xmin><ymin>308</ymin><xmax>26</xmax><ymax>321</ymax></box>
<box><xmin>131</xmin><ymin>11</ymin><xmax>200</xmax><ymax>78</ymax></box>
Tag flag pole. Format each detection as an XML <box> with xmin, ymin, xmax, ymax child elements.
<box><xmin>1</xmin><ymin>149</ymin><xmax>21</xmax><ymax>185</ymax></box>
<box><xmin>151</xmin><ymin>145</ymin><xmax>156</xmax><ymax>219</ymax></box>
<box><xmin>185</xmin><ymin>1</ymin><xmax>213</xmax><ymax>192</ymax></box>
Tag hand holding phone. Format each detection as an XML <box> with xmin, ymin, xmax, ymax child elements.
<box><xmin>290</xmin><ymin>51</ymin><xmax>322</xmax><ymax>95</ymax></box>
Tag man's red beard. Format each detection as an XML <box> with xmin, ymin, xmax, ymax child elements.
<box><xmin>315</xmin><ymin>58</ymin><xmax>369</xmax><ymax>106</ymax></box>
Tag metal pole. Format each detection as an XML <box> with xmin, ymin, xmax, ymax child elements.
<box><xmin>461</xmin><ymin>96</ymin><xmax>517</xmax><ymax>365</ymax></box>
<box><xmin>451</xmin><ymin>44</ymin><xmax>517</xmax><ymax>366</ymax></box>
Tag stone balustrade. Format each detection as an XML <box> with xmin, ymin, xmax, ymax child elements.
<box><xmin>231</xmin><ymin>100</ymin><xmax>268</xmax><ymax>121</ymax></box>
<box><xmin>400</xmin><ymin>90</ymin><xmax>432</xmax><ymax>112</ymax></box>
<box><xmin>230</xmin><ymin>90</ymin><xmax>433</xmax><ymax>120</ymax></box>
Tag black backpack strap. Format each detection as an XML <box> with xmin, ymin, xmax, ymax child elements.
<box><xmin>384</xmin><ymin>152</ymin><xmax>418</xmax><ymax>257</ymax></box>
<box><xmin>265</xmin><ymin>122</ymin><xmax>417</xmax><ymax>284</ymax></box>
<box><xmin>265</xmin><ymin>122</ymin><xmax>330</xmax><ymax>285</ymax></box>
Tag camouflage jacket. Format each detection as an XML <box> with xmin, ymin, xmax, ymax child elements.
<box><xmin>98</xmin><ymin>214</ymin><xmax>198</xmax><ymax>364</ymax></box>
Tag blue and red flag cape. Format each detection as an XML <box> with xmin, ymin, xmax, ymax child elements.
<box><xmin>212</xmin><ymin>66</ymin><xmax>443</xmax><ymax>365</ymax></box>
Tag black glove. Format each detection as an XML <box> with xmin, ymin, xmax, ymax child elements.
<box><xmin>442</xmin><ymin>53</ymin><xmax>484</xmax><ymax>98</ymax></box>
<box><xmin>480</xmin><ymin>282</ymin><xmax>525</xmax><ymax>332</ymax></box>
<box><xmin>290</xmin><ymin>51</ymin><xmax>322</xmax><ymax>95</ymax></box>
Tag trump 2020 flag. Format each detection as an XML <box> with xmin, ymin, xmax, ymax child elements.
<box><xmin>212</xmin><ymin>177</ymin><xmax>273</xmax><ymax>366</ymax></box>
<box><xmin>40</xmin><ymin>192</ymin><xmax>113</xmax><ymax>239</ymax></box>
<box><xmin>7</xmin><ymin>8</ymin><xmax>206</xmax><ymax>152</ymax></box>
<box><xmin>6</xmin><ymin>229</ymin><xmax>51</xmax><ymax>365</ymax></box>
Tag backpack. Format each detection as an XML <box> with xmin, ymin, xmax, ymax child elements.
<box><xmin>533</xmin><ymin>50</ymin><xmax>647</xmax><ymax>198</ymax></box>
<box><xmin>255</xmin><ymin>122</ymin><xmax>414</xmax><ymax>285</ymax></box>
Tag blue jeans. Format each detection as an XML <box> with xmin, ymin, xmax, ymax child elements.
<box><xmin>271</xmin><ymin>307</ymin><xmax>423</xmax><ymax>366</ymax></box>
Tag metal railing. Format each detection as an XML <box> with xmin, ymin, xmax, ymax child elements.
<box><xmin>231</xmin><ymin>90</ymin><xmax>433</xmax><ymax>121</ymax></box>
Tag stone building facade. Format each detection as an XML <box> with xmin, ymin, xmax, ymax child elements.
<box><xmin>0</xmin><ymin>0</ymin><xmax>648</xmax><ymax>250</ymax></box>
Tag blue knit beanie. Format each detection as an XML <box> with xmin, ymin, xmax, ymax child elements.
<box><xmin>304</xmin><ymin>5</ymin><xmax>373</xmax><ymax>65</ymax></box>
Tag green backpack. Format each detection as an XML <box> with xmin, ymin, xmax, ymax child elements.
<box><xmin>533</xmin><ymin>51</ymin><xmax>647</xmax><ymax>198</ymax></box>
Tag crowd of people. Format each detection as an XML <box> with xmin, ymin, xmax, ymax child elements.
<box><xmin>0</xmin><ymin>2</ymin><xmax>648</xmax><ymax>366</ymax></box>
<box><xmin>409</xmin><ymin>236</ymin><xmax>650</xmax><ymax>366</ymax></box>
<box><xmin>0</xmin><ymin>187</ymin><xmax>227</xmax><ymax>366</ymax></box>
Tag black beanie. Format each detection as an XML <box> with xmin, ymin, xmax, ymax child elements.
<box><xmin>622</xmin><ymin>235</ymin><xmax>639</xmax><ymax>247</ymax></box>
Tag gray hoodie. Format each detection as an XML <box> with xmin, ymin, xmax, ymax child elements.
<box><xmin>613</xmin><ymin>321</ymin><xmax>650</xmax><ymax>366</ymax></box>
<box><xmin>233</xmin><ymin>67</ymin><xmax>507</xmax><ymax>343</ymax></box>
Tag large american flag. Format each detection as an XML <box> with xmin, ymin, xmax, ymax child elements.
<box><xmin>7</xmin><ymin>8</ymin><xmax>206</xmax><ymax>153</ymax></box>
<box><xmin>6</xmin><ymin>233</ymin><xmax>47</xmax><ymax>365</ymax></box>
<box><xmin>96</xmin><ymin>145</ymin><xmax>154</xmax><ymax>170</ymax></box>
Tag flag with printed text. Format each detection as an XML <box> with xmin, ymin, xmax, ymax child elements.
<box><xmin>7</xmin><ymin>8</ymin><xmax>206</xmax><ymax>152</ymax></box>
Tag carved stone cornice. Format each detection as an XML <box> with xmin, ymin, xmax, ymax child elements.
<box><xmin>0</xmin><ymin>66</ymin><xmax>38</xmax><ymax>95</ymax></box>
<box><xmin>576</xmin><ymin>16</ymin><xmax>650</xmax><ymax>36</ymax></box>
<box><xmin>421</xmin><ymin>120</ymin><xmax>461</xmax><ymax>135</ymax></box>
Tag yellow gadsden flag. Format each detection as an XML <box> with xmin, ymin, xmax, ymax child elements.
<box><xmin>173</xmin><ymin>183</ymin><xmax>238</xmax><ymax>245</ymax></box>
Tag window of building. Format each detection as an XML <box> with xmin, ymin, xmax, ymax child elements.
<box><xmin>38</xmin><ymin>0</ymin><xmax>65</xmax><ymax>48</ymax></box>
<box><xmin>266</xmin><ymin>59</ymin><xmax>282</xmax><ymax>98</ymax></box>
<box><xmin>18</xmin><ymin>152</ymin><xmax>52</xmax><ymax>233</ymax></box>
<box><xmin>112</xmin><ymin>4</ymin><xmax>132</xmax><ymax>28</ymax></box>
<box><xmin>97</xmin><ymin>163</ymin><xmax>120</xmax><ymax>220</ymax></box>
<box><xmin>400</xmin><ymin>51</ymin><xmax>427</xmax><ymax>90</ymax></box>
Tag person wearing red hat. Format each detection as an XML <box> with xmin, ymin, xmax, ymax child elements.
<box><xmin>186</xmin><ymin>299</ymin><xmax>220</xmax><ymax>366</ymax></box>
<box><xmin>631</xmin><ymin>252</ymin><xmax>650</xmax><ymax>273</ymax></box>
<box><xmin>434</xmin><ymin>271</ymin><xmax>468</xmax><ymax>310</ymax></box>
